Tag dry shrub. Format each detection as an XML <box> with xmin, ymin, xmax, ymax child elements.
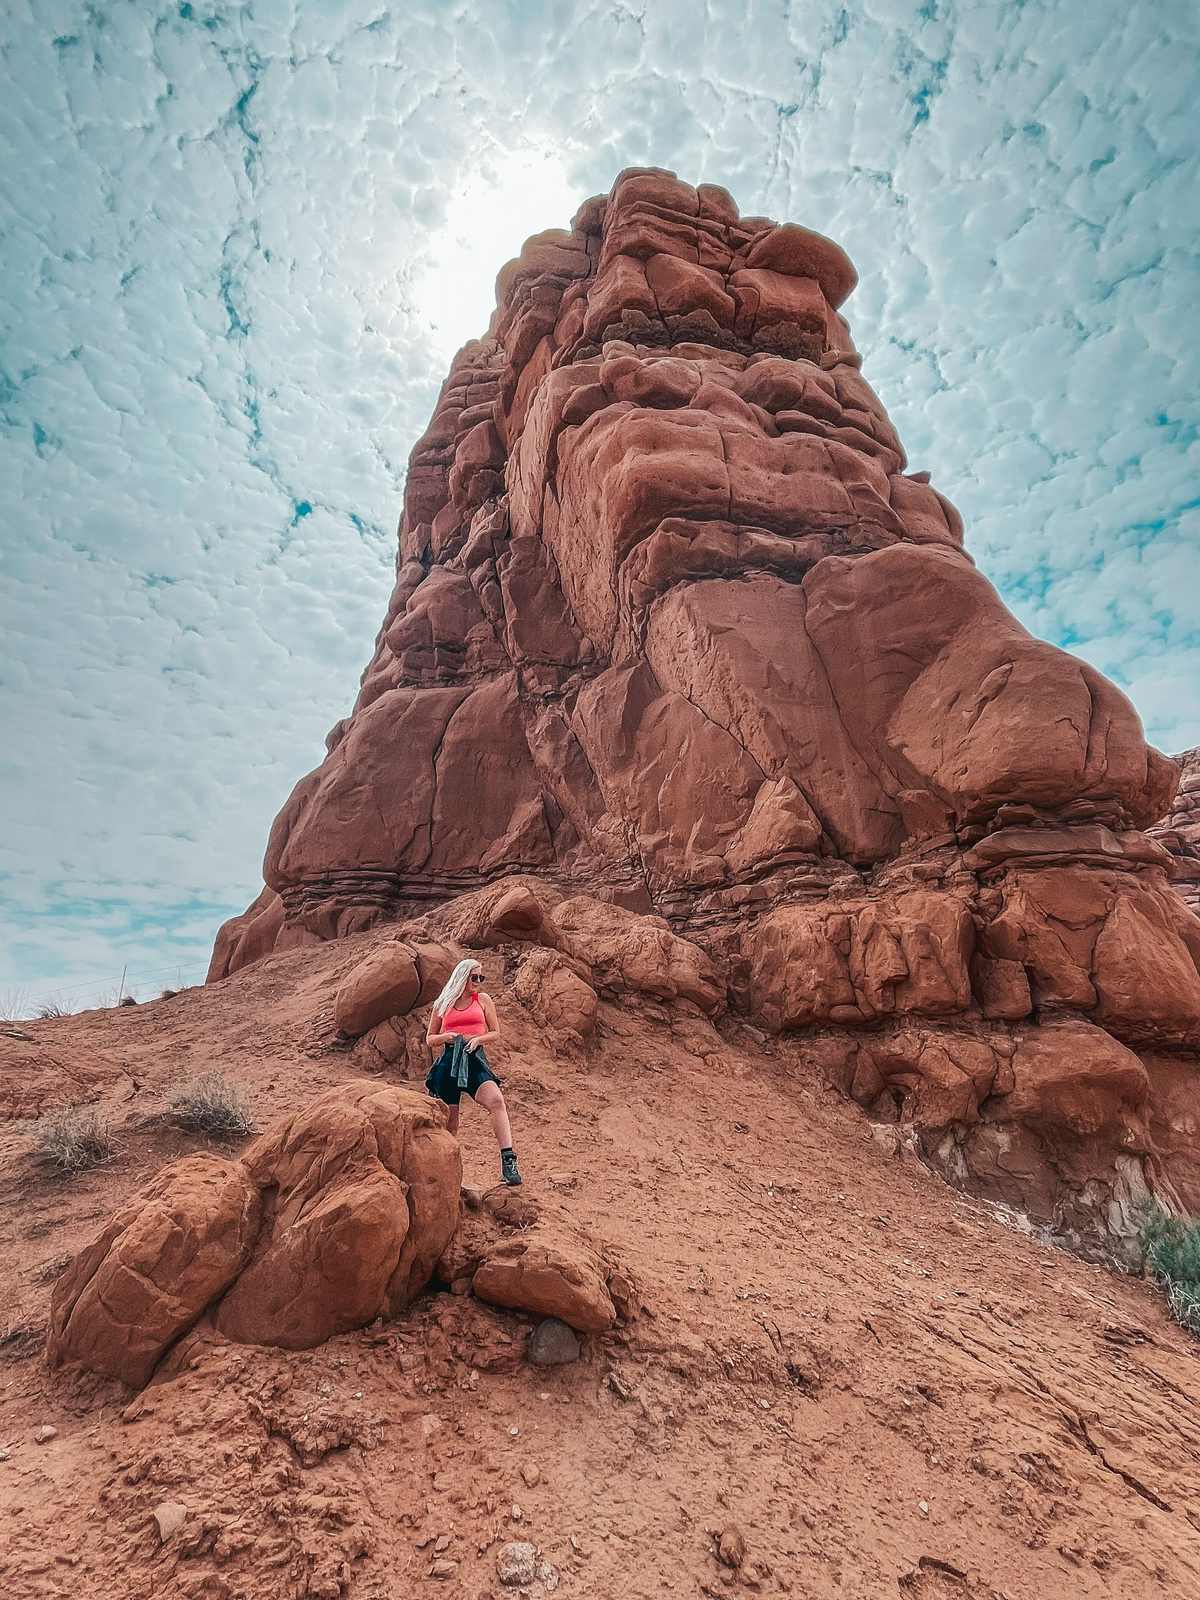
<box><xmin>168</xmin><ymin>1073</ymin><xmax>254</xmax><ymax>1141</ymax></box>
<box><xmin>32</xmin><ymin>1107</ymin><xmax>116</xmax><ymax>1175</ymax></box>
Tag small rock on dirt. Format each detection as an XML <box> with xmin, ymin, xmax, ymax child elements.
<box><xmin>428</xmin><ymin>1558</ymin><xmax>458</xmax><ymax>1579</ymax></box>
<box><xmin>529</xmin><ymin>1318</ymin><xmax>581</xmax><ymax>1366</ymax></box>
<box><xmin>539</xmin><ymin>1560</ymin><xmax>561</xmax><ymax>1591</ymax></box>
<box><xmin>0</xmin><ymin>1447</ymin><xmax>11</xmax><ymax>1462</ymax></box>
<box><xmin>33</xmin><ymin>1426</ymin><xmax>57</xmax><ymax>1445</ymax></box>
<box><xmin>152</xmin><ymin>1502</ymin><xmax>189</xmax><ymax>1542</ymax></box>
<box><xmin>606</xmin><ymin>1370</ymin><xmax>634</xmax><ymax>1401</ymax></box>
<box><xmin>718</xmin><ymin>1524</ymin><xmax>746</xmax><ymax>1569</ymax></box>
<box><xmin>496</xmin><ymin>1541</ymin><xmax>538</xmax><ymax>1586</ymax></box>
<box><xmin>521</xmin><ymin>1463</ymin><xmax>541</xmax><ymax>1488</ymax></box>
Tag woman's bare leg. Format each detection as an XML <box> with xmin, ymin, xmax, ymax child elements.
<box><xmin>473</xmin><ymin>1081</ymin><xmax>512</xmax><ymax>1149</ymax></box>
<box><xmin>445</xmin><ymin>1102</ymin><xmax>461</xmax><ymax>1137</ymax></box>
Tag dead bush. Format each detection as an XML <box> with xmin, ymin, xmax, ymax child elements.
<box><xmin>32</xmin><ymin>1108</ymin><xmax>116</xmax><ymax>1176</ymax></box>
<box><xmin>167</xmin><ymin>1073</ymin><xmax>254</xmax><ymax>1141</ymax></box>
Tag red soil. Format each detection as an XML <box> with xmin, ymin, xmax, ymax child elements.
<box><xmin>2</xmin><ymin>928</ymin><xmax>1198</xmax><ymax>1599</ymax></box>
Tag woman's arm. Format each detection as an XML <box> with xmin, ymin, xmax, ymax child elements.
<box><xmin>465</xmin><ymin>992</ymin><xmax>501</xmax><ymax>1052</ymax></box>
<box><xmin>426</xmin><ymin>1011</ymin><xmax>454</xmax><ymax>1049</ymax></box>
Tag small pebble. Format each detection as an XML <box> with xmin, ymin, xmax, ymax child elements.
<box><xmin>510</xmin><ymin>1503</ymin><xmax>523</xmax><ymax>1522</ymax></box>
<box><xmin>521</xmin><ymin>1463</ymin><xmax>541</xmax><ymax>1488</ymax></box>
<box><xmin>496</xmin><ymin>1541</ymin><xmax>538</xmax><ymax>1587</ymax></box>
<box><xmin>152</xmin><ymin>1502</ymin><xmax>189</xmax><ymax>1542</ymax></box>
<box><xmin>428</xmin><ymin>1558</ymin><xmax>457</xmax><ymax>1579</ymax></box>
<box><xmin>33</xmin><ymin>1426</ymin><xmax>57</xmax><ymax>1445</ymax></box>
<box><xmin>508</xmin><ymin>1425</ymin><xmax>520</xmax><ymax>1437</ymax></box>
<box><xmin>918</xmin><ymin>1500</ymin><xmax>930</xmax><ymax>1517</ymax></box>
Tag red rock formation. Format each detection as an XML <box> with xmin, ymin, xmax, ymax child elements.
<box><xmin>48</xmin><ymin>1083</ymin><xmax>462</xmax><ymax>1385</ymax></box>
<box><xmin>46</xmin><ymin>1076</ymin><xmax>635</xmax><ymax>1387</ymax></box>
<box><xmin>1149</xmin><ymin>747</ymin><xmax>1200</xmax><ymax>913</ymax></box>
<box><xmin>208</xmin><ymin>168</ymin><xmax>1200</xmax><ymax>1248</ymax></box>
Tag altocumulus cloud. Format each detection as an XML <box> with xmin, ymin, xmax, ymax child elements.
<box><xmin>1</xmin><ymin>0</ymin><xmax>1197</xmax><ymax>1008</ymax></box>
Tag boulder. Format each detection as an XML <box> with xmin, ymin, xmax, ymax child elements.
<box><xmin>334</xmin><ymin>939</ymin><xmax>456</xmax><ymax>1037</ymax></box>
<box><xmin>473</xmin><ymin>1228</ymin><xmax>617</xmax><ymax>1333</ymax></box>
<box><xmin>752</xmin><ymin>891</ymin><xmax>974</xmax><ymax>1030</ymax></box>
<box><xmin>997</xmin><ymin>1022</ymin><xmax>1150</xmax><ymax>1145</ymax></box>
<box><xmin>48</xmin><ymin>1083</ymin><xmax>461</xmax><ymax>1385</ymax></box>
<box><xmin>216</xmin><ymin>1083</ymin><xmax>461</xmax><ymax>1346</ymax></box>
<box><xmin>512</xmin><ymin>948</ymin><xmax>598</xmax><ymax>1042</ymax></box>
<box><xmin>550</xmin><ymin>895</ymin><xmax>723</xmax><ymax>1015</ymax></box>
<box><xmin>48</xmin><ymin>1154</ymin><xmax>261</xmax><ymax>1387</ymax></box>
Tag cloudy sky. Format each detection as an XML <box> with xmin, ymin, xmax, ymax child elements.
<box><xmin>2</xmin><ymin>0</ymin><xmax>1197</xmax><ymax>1012</ymax></box>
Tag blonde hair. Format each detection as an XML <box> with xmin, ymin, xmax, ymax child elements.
<box><xmin>432</xmin><ymin>957</ymin><xmax>482</xmax><ymax>1018</ymax></box>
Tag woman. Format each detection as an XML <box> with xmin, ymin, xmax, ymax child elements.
<box><xmin>425</xmin><ymin>957</ymin><xmax>522</xmax><ymax>1186</ymax></box>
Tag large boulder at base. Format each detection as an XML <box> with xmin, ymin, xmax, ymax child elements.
<box><xmin>47</xmin><ymin>1083</ymin><xmax>461</xmax><ymax>1386</ymax></box>
<box><xmin>549</xmin><ymin>895</ymin><xmax>723</xmax><ymax>1015</ymax></box>
<box><xmin>804</xmin><ymin>1019</ymin><xmax>1159</xmax><ymax>1253</ymax></box>
<box><xmin>215</xmin><ymin>1083</ymin><xmax>461</xmax><ymax>1346</ymax></box>
<box><xmin>48</xmin><ymin>1155</ymin><xmax>261</xmax><ymax>1387</ymax></box>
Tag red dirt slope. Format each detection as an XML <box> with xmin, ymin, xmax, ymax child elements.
<box><xmin>2</xmin><ymin>928</ymin><xmax>1199</xmax><ymax>1599</ymax></box>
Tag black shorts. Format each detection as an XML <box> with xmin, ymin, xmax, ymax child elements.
<box><xmin>425</xmin><ymin>1045</ymin><xmax>502</xmax><ymax>1107</ymax></box>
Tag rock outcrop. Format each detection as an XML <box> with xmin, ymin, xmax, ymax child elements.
<box><xmin>46</xmin><ymin>1079</ymin><xmax>636</xmax><ymax>1385</ymax></box>
<box><xmin>47</xmin><ymin>1083</ymin><xmax>461</xmax><ymax>1385</ymax></box>
<box><xmin>207</xmin><ymin>168</ymin><xmax>1200</xmax><ymax>1251</ymax></box>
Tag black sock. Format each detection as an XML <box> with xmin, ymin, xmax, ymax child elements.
<box><xmin>501</xmin><ymin>1146</ymin><xmax>514</xmax><ymax>1158</ymax></box>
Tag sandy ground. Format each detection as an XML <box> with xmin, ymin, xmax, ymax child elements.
<box><xmin>2</xmin><ymin>929</ymin><xmax>1199</xmax><ymax>1598</ymax></box>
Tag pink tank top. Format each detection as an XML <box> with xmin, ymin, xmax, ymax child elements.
<box><xmin>441</xmin><ymin>995</ymin><xmax>487</xmax><ymax>1037</ymax></box>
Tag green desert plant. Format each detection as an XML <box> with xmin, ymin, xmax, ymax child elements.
<box><xmin>32</xmin><ymin>1107</ymin><xmax>116</xmax><ymax>1176</ymax></box>
<box><xmin>1141</xmin><ymin>1206</ymin><xmax>1200</xmax><ymax>1336</ymax></box>
<box><xmin>167</xmin><ymin>1073</ymin><xmax>254</xmax><ymax>1141</ymax></box>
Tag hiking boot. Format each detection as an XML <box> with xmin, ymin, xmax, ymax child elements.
<box><xmin>500</xmin><ymin>1149</ymin><xmax>523</xmax><ymax>1186</ymax></box>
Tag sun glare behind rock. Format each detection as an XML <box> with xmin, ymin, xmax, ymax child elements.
<box><xmin>412</xmin><ymin>148</ymin><xmax>580</xmax><ymax>360</ymax></box>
